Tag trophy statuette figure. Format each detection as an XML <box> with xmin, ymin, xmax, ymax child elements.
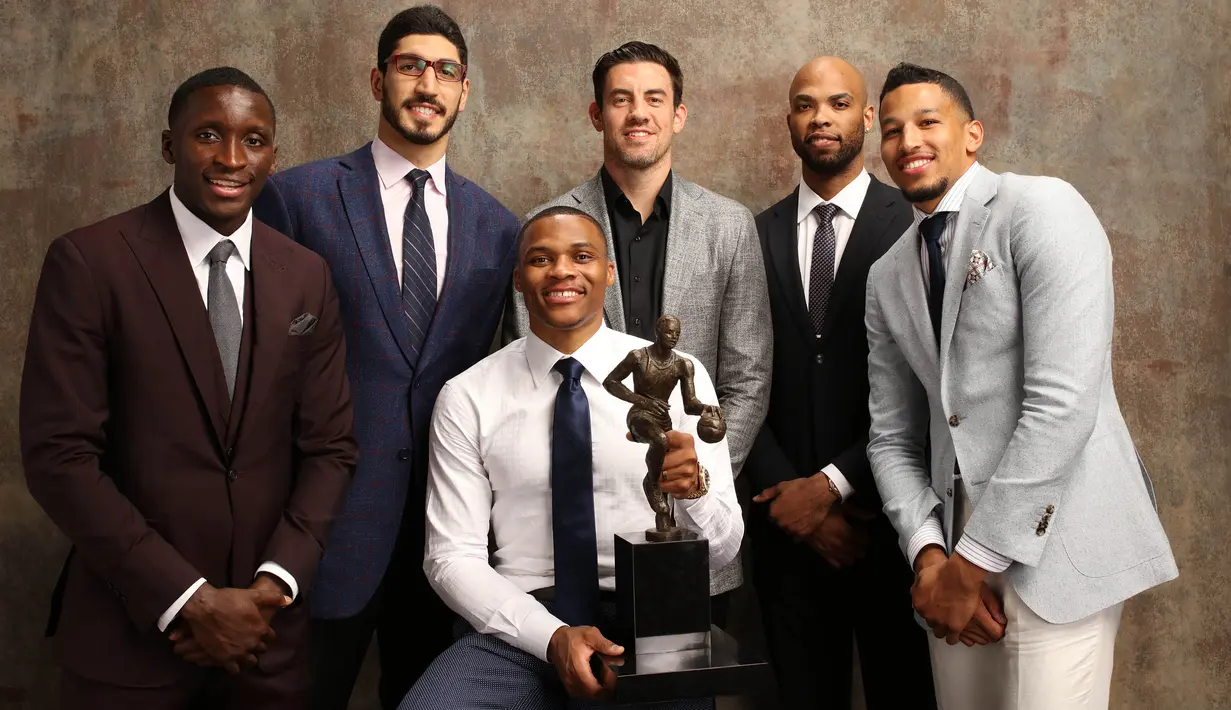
<box><xmin>603</xmin><ymin>314</ymin><xmax>727</xmax><ymax>541</ymax></box>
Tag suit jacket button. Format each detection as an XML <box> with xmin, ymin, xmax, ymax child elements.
<box><xmin>948</xmin><ymin>414</ymin><xmax>960</xmax><ymax>427</ymax></box>
<box><xmin>225</xmin><ymin>447</ymin><xmax>235</xmax><ymax>460</ymax></box>
<box><xmin>946</xmin><ymin>488</ymin><xmax>953</xmax><ymax>497</ymax></box>
<box><xmin>815</xmin><ymin>354</ymin><xmax>824</xmax><ymax>365</ymax></box>
<box><xmin>398</xmin><ymin>449</ymin><xmax>411</xmax><ymax>461</ymax></box>
<box><xmin>227</xmin><ymin>469</ymin><xmax>238</xmax><ymax>482</ymax></box>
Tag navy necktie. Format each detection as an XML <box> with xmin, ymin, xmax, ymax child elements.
<box><xmin>402</xmin><ymin>168</ymin><xmax>437</xmax><ymax>362</ymax></box>
<box><xmin>808</xmin><ymin>202</ymin><xmax>839</xmax><ymax>337</ymax></box>
<box><xmin>550</xmin><ymin>357</ymin><xmax>599</xmax><ymax>627</ymax></box>
<box><xmin>920</xmin><ymin>213</ymin><xmax>948</xmax><ymax>345</ymax></box>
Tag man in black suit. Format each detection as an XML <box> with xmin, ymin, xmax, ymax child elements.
<box><xmin>746</xmin><ymin>57</ymin><xmax>936</xmax><ymax>709</ymax></box>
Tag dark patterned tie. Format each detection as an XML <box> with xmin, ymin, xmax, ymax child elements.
<box><xmin>550</xmin><ymin>357</ymin><xmax>599</xmax><ymax>627</ymax></box>
<box><xmin>920</xmin><ymin>213</ymin><xmax>949</xmax><ymax>346</ymax></box>
<box><xmin>402</xmin><ymin>168</ymin><xmax>437</xmax><ymax>362</ymax></box>
<box><xmin>206</xmin><ymin>240</ymin><xmax>241</xmax><ymax>399</ymax></box>
<box><xmin>808</xmin><ymin>202</ymin><xmax>839</xmax><ymax>336</ymax></box>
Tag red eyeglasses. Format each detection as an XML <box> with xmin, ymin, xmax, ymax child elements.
<box><xmin>385</xmin><ymin>53</ymin><xmax>468</xmax><ymax>82</ymax></box>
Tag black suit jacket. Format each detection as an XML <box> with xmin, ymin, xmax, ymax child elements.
<box><xmin>746</xmin><ymin>176</ymin><xmax>912</xmax><ymax>510</ymax></box>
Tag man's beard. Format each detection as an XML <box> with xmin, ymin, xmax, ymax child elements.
<box><xmin>382</xmin><ymin>92</ymin><xmax>459</xmax><ymax>146</ymax></box>
<box><xmin>901</xmin><ymin>176</ymin><xmax>951</xmax><ymax>205</ymax></box>
<box><xmin>609</xmin><ymin>127</ymin><xmax>671</xmax><ymax>169</ymax></box>
<box><xmin>792</xmin><ymin>126</ymin><xmax>864</xmax><ymax>175</ymax></box>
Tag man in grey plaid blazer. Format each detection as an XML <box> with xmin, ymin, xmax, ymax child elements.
<box><xmin>866</xmin><ymin>63</ymin><xmax>1177</xmax><ymax>710</ymax></box>
<box><xmin>507</xmin><ymin>42</ymin><xmax>770</xmax><ymax>614</ymax></box>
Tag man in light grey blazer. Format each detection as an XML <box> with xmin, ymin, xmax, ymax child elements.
<box><xmin>506</xmin><ymin>42</ymin><xmax>771</xmax><ymax>617</ymax></box>
<box><xmin>865</xmin><ymin>63</ymin><xmax>1177</xmax><ymax>710</ymax></box>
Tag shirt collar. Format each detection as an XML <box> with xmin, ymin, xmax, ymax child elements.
<box><xmin>911</xmin><ymin>161</ymin><xmax>981</xmax><ymax>225</ymax></box>
<box><xmin>524</xmin><ymin>324</ymin><xmax>631</xmax><ymax>388</ymax></box>
<box><xmin>371</xmin><ymin>137</ymin><xmax>448</xmax><ymax>198</ymax></box>
<box><xmin>600</xmin><ymin>166</ymin><xmax>673</xmax><ymax>219</ymax></box>
<box><xmin>169</xmin><ymin>184</ymin><xmax>252</xmax><ymax>272</ymax></box>
<box><xmin>796</xmin><ymin>169</ymin><xmax>872</xmax><ymax>225</ymax></box>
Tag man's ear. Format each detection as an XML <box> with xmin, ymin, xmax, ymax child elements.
<box><xmin>371</xmin><ymin>66</ymin><xmax>385</xmax><ymax>101</ymax></box>
<box><xmin>589</xmin><ymin>102</ymin><xmax>604</xmax><ymax>132</ymax></box>
<box><xmin>161</xmin><ymin>129</ymin><xmax>175</xmax><ymax>165</ymax></box>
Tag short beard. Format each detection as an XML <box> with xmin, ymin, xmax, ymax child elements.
<box><xmin>609</xmin><ymin>132</ymin><xmax>671</xmax><ymax>170</ymax></box>
<box><xmin>792</xmin><ymin>127</ymin><xmax>864</xmax><ymax>176</ymax></box>
<box><xmin>902</xmin><ymin>177</ymin><xmax>951</xmax><ymax>205</ymax></box>
<box><xmin>382</xmin><ymin>92</ymin><xmax>459</xmax><ymax>146</ymax></box>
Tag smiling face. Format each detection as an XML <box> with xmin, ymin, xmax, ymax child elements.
<box><xmin>514</xmin><ymin>213</ymin><xmax>615</xmax><ymax>338</ymax></box>
<box><xmin>374</xmin><ymin>33</ymin><xmax>469</xmax><ymax>147</ymax></box>
<box><xmin>161</xmin><ymin>84</ymin><xmax>276</xmax><ymax>236</ymax></box>
<box><xmin>589</xmin><ymin>61</ymin><xmax>687</xmax><ymax>170</ymax></box>
<box><xmin>879</xmin><ymin>82</ymin><xmax>983</xmax><ymax>212</ymax></box>
<box><xmin>787</xmin><ymin>57</ymin><xmax>873</xmax><ymax>177</ymax></box>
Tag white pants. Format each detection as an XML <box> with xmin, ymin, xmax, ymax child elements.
<box><xmin>928</xmin><ymin>486</ymin><xmax>1124</xmax><ymax>710</ymax></box>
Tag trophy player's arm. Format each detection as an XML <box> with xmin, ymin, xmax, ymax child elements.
<box><xmin>602</xmin><ymin>352</ymin><xmax>641</xmax><ymax>404</ymax></box>
<box><xmin>677</xmin><ymin>359</ymin><xmax>709</xmax><ymax>416</ymax></box>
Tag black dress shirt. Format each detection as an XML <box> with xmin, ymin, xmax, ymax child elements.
<box><xmin>600</xmin><ymin>167</ymin><xmax>672</xmax><ymax>341</ymax></box>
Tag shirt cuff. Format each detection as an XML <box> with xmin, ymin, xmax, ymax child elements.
<box><xmin>906</xmin><ymin>516</ymin><xmax>947</xmax><ymax>569</ymax></box>
<box><xmin>256</xmin><ymin>562</ymin><xmax>299</xmax><ymax>600</ymax></box>
<box><xmin>513</xmin><ymin>606</ymin><xmax>569</xmax><ymax>662</ymax></box>
<box><xmin>821</xmin><ymin>464</ymin><xmax>854</xmax><ymax>501</ymax></box>
<box><xmin>954</xmin><ymin>535</ymin><xmax>1013</xmax><ymax>573</ymax></box>
<box><xmin>158</xmin><ymin>577</ymin><xmax>207</xmax><ymax>633</ymax></box>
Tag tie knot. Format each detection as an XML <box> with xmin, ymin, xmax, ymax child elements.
<box><xmin>919</xmin><ymin>213</ymin><xmax>948</xmax><ymax>245</ymax></box>
<box><xmin>812</xmin><ymin>202</ymin><xmax>839</xmax><ymax>223</ymax></box>
<box><xmin>207</xmin><ymin>239</ymin><xmax>237</xmax><ymax>266</ymax></box>
<box><xmin>408</xmin><ymin>168</ymin><xmax>431</xmax><ymax>189</ymax></box>
<box><xmin>553</xmin><ymin>357</ymin><xmax>584</xmax><ymax>382</ymax></box>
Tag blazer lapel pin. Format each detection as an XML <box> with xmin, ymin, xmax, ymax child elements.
<box><xmin>289</xmin><ymin>313</ymin><xmax>318</xmax><ymax>336</ymax></box>
<box><xmin>964</xmin><ymin>249</ymin><xmax>996</xmax><ymax>290</ymax></box>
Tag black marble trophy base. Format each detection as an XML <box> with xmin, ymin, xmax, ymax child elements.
<box><xmin>610</xmin><ymin>532</ymin><xmax>771</xmax><ymax>702</ymax></box>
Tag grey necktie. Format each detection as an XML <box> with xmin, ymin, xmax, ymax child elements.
<box><xmin>808</xmin><ymin>202</ymin><xmax>839</xmax><ymax>336</ymax></box>
<box><xmin>207</xmin><ymin>239</ymin><xmax>241</xmax><ymax>399</ymax></box>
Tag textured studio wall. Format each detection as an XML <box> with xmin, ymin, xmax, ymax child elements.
<box><xmin>1</xmin><ymin>1</ymin><xmax>1228</xmax><ymax>708</ymax></box>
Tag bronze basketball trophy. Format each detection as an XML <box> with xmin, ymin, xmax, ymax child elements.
<box><xmin>600</xmin><ymin>315</ymin><xmax>769</xmax><ymax>703</ymax></box>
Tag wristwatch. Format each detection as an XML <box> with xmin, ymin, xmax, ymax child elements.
<box><xmin>683</xmin><ymin>464</ymin><xmax>710</xmax><ymax>499</ymax></box>
<box><xmin>822</xmin><ymin>472</ymin><xmax>843</xmax><ymax>505</ymax></box>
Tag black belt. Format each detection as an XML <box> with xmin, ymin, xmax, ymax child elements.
<box><xmin>530</xmin><ymin>586</ymin><xmax>618</xmax><ymax>604</ymax></box>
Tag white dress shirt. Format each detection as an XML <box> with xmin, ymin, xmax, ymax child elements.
<box><xmin>371</xmin><ymin>138</ymin><xmax>448</xmax><ymax>295</ymax></box>
<box><xmin>424</xmin><ymin>325</ymin><xmax>744</xmax><ymax>662</ymax></box>
<box><xmin>902</xmin><ymin>162</ymin><xmax>1012</xmax><ymax>574</ymax></box>
<box><xmin>159</xmin><ymin>186</ymin><xmax>299</xmax><ymax>632</ymax></box>
<box><xmin>793</xmin><ymin>169</ymin><xmax>872</xmax><ymax>501</ymax></box>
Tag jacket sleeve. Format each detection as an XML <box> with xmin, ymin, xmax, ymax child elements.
<box><xmin>21</xmin><ymin>236</ymin><xmax>202</xmax><ymax>631</ymax></box>
<box><xmin>259</xmin><ymin>258</ymin><xmax>358</xmax><ymax>591</ymax></box>
<box><xmin>716</xmin><ymin>208</ymin><xmax>773</xmax><ymax>475</ymax></box>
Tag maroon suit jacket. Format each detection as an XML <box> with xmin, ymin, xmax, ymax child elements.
<box><xmin>20</xmin><ymin>191</ymin><xmax>358</xmax><ymax>685</ymax></box>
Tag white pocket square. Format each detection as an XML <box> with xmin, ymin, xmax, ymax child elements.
<box><xmin>964</xmin><ymin>249</ymin><xmax>996</xmax><ymax>290</ymax></box>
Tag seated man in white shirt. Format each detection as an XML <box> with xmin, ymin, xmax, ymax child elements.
<box><xmin>399</xmin><ymin>206</ymin><xmax>743</xmax><ymax>710</ymax></box>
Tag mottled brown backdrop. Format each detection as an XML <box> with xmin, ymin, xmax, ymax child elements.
<box><xmin>2</xmin><ymin>1</ymin><xmax>1228</xmax><ymax>708</ymax></box>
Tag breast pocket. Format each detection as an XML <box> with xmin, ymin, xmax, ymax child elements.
<box><xmin>955</xmin><ymin>263</ymin><xmax>1018</xmax><ymax>346</ymax></box>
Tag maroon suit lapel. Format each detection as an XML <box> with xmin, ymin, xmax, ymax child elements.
<box><xmin>243</xmin><ymin>223</ymin><xmax>293</xmax><ymax>426</ymax></box>
<box><xmin>122</xmin><ymin>191</ymin><xmax>229</xmax><ymax>445</ymax></box>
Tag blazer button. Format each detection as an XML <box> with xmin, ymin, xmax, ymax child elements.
<box><xmin>948</xmin><ymin>414</ymin><xmax>960</xmax><ymax>427</ymax></box>
<box><xmin>946</xmin><ymin>487</ymin><xmax>953</xmax><ymax>498</ymax></box>
<box><xmin>225</xmin><ymin>447</ymin><xmax>234</xmax><ymax>460</ymax></box>
<box><xmin>398</xmin><ymin>449</ymin><xmax>411</xmax><ymax>461</ymax></box>
<box><xmin>227</xmin><ymin>469</ymin><xmax>238</xmax><ymax>482</ymax></box>
<box><xmin>815</xmin><ymin>354</ymin><xmax>824</xmax><ymax>365</ymax></box>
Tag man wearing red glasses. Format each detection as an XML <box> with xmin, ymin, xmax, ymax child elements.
<box><xmin>254</xmin><ymin>5</ymin><xmax>520</xmax><ymax>710</ymax></box>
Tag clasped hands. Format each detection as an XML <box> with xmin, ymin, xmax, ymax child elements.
<box><xmin>754</xmin><ymin>473</ymin><xmax>871</xmax><ymax>568</ymax></box>
<box><xmin>912</xmin><ymin>547</ymin><xmax>1007</xmax><ymax>647</ymax></box>
<box><xmin>167</xmin><ymin>574</ymin><xmax>291</xmax><ymax>674</ymax></box>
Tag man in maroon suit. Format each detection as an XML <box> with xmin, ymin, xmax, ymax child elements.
<box><xmin>19</xmin><ymin>66</ymin><xmax>358</xmax><ymax>709</ymax></box>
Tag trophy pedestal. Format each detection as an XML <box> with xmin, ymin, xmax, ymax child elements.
<box><xmin>609</xmin><ymin>532</ymin><xmax>772</xmax><ymax>702</ymax></box>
